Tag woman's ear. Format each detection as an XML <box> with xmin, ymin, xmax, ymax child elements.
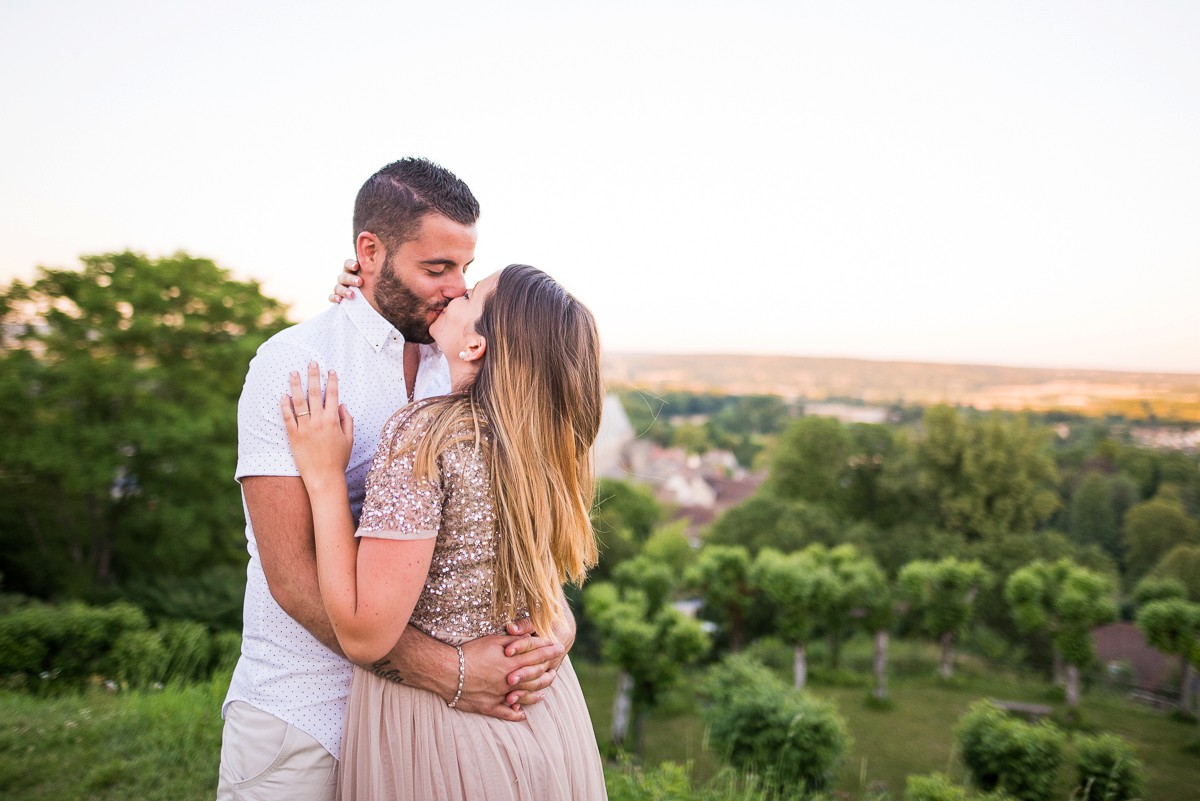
<box><xmin>463</xmin><ymin>335</ymin><xmax>488</xmax><ymax>362</ymax></box>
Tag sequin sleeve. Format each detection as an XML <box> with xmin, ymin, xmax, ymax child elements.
<box><xmin>355</xmin><ymin>408</ymin><xmax>442</xmax><ymax>541</ymax></box>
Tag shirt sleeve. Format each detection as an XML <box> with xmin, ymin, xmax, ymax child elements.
<box><xmin>356</xmin><ymin>412</ymin><xmax>442</xmax><ymax>541</ymax></box>
<box><xmin>235</xmin><ymin>338</ymin><xmax>321</xmax><ymax>481</ymax></box>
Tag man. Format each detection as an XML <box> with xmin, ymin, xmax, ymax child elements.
<box><xmin>219</xmin><ymin>159</ymin><xmax>571</xmax><ymax>800</ymax></box>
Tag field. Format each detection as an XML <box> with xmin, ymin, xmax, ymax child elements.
<box><xmin>576</xmin><ymin>638</ymin><xmax>1200</xmax><ymax>800</ymax></box>
<box><xmin>2</xmin><ymin>643</ymin><xmax>1198</xmax><ymax>800</ymax></box>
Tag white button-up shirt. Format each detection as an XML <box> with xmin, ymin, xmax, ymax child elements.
<box><xmin>224</xmin><ymin>294</ymin><xmax>451</xmax><ymax>758</ymax></box>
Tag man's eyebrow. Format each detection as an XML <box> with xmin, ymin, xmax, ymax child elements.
<box><xmin>419</xmin><ymin>258</ymin><xmax>460</xmax><ymax>267</ymax></box>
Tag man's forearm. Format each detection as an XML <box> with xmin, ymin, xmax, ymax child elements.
<box><xmin>366</xmin><ymin>625</ymin><xmax>455</xmax><ymax>700</ymax></box>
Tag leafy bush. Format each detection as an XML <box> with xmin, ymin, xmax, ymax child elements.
<box><xmin>703</xmin><ymin>654</ymin><xmax>851</xmax><ymax>793</ymax></box>
<box><xmin>904</xmin><ymin>773</ymin><xmax>1019</xmax><ymax>801</ymax></box>
<box><xmin>122</xmin><ymin>564</ymin><xmax>246</xmax><ymax>631</ymax></box>
<box><xmin>741</xmin><ymin>636</ymin><xmax>793</xmax><ymax>676</ymax></box>
<box><xmin>211</xmin><ymin>631</ymin><xmax>243</xmax><ymax>675</ymax></box>
<box><xmin>0</xmin><ymin>600</ymin><xmax>232</xmax><ymax>691</ymax></box>
<box><xmin>0</xmin><ymin>601</ymin><xmax>150</xmax><ymax>691</ymax></box>
<box><xmin>905</xmin><ymin>773</ymin><xmax>967</xmax><ymax>801</ymax></box>
<box><xmin>159</xmin><ymin>620</ymin><xmax>213</xmax><ymax>684</ymax></box>
<box><xmin>111</xmin><ymin>629</ymin><xmax>168</xmax><ymax>689</ymax></box>
<box><xmin>1073</xmin><ymin>733</ymin><xmax>1145</xmax><ymax>801</ymax></box>
<box><xmin>956</xmin><ymin>700</ymin><xmax>1065</xmax><ymax>801</ymax></box>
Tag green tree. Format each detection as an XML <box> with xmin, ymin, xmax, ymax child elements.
<box><xmin>898</xmin><ymin>558</ymin><xmax>990</xmax><ymax>680</ymax></box>
<box><xmin>705</xmin><ymin>494</ymin><xmax>838</xmax><ymax>555</ymax></box>
<box><xmin>1152</xmin><ymin>544</ymin><xmax>1200</xmax><ymax>601</ymax></box>
<box><xmin>590</xmin><ymin>478</ymin><xmax>663</xmax><ymax>581</ymax></box>
<box><xmin>1123</xmin><ymin>491</ymin><xmax>1200</xmax><ymax>583</ymax></box>
<box><xmin>817</xmin><ymin>544</ymin><xmax>889</xmax><ymax>670</ymax></box>
<box><xmin>855</xmin><ymin>558</ymin><xmax>895</xmax><ymax>701</ymax></box>
<box><xmin>0</xmin><ymin>252</ymin><xmax>289</xmax><ymax>600</ymax></box>
<box><xmin>768</xmin><ymin>416</ymin><xmax>852</xmax><ymax>510</ymax></box>
<box><xmin>1005</xmin><ymin>560</ymin><xmax>1117</xmax><ymax>707</ymax></box>
<box><xmin>686</xmin><ymin>545</ymin><xmax>755</xmax><ymax>651</ymax></box>
<box><xmin>909</xmin><ymin>407</ymin><xmax>1060</xmax><ymax>544</ymax></box>
<box><xmin>586</xmin><ymin>562</ymin><xmax>710</xmax><ymax>754</ymax></box>
<box><xmin>751</xmin><ymin>548</ymin><xmax>837</xmax><ymax>688</ymax></box>
<box><xmin>1130</xmin><ymin>575</ymin><xmax>1186</xmax><ymax>607</ymax></box>
<box><xmin>638</xmin><ymin>521</ymin><xmax>694</xmax><ymax>577</ymax></box>
<box><xmin>1068</xmin><ymin>472</ymin><xmax>1122</xmax><ymax>560</ymax></box>
<box><xmin>669</xmin><ymin>422</ymin><xmax>711</xmax><ymax>455</ymax></box>
<box><xmin>1135</xmin><ymin>598</ymin><xmax>1200</xmax><ymax>722</ymax></box>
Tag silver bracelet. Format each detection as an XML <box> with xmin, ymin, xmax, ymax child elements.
<box><xmin>447</xmin><ymin>644</ymin><xmax>465</xmax><ymax>708</ymax></box>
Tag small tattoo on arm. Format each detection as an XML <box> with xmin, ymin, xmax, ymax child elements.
<box><xmin>370</xmin><ymin>658</ymin><xmax>405</xmax><ymax>684</ymax></box>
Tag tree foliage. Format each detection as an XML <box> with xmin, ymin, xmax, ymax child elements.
<box><xmin>1151</xmin><ymin>544</ymin><xmax>1200</xmax><ymax>602</ymax></box>
<box><xmin>1004</xmin><ymin>560</ymin><xmax>1117</xmax><ymax>706</ymax></box>
<box><xmin>1122</xmin><ymin>491</ymin><xmax>1200</xmax><ymax>583</ymax></box>
<box><xmin>0</xmin><ymin>252</ymin><xmax>290</xmax><ymax>600</ymax></box>
<box><xmin>910</xmin><ymin>407</ymin><xmax>1060</xmax><ymax>543</ymax></box>
<box><xmin>1067</xmin><ymin>471</ymin><xmax>1123</xmax><ymax>560</ymax></box>
<box><xmin>585</xmin><ymin>565</ymin><xmax>710</xmax><ymax>753</ymax></box>
<box><xmin>705</xmin><ymin>495</ymin><xmax>838</xmax><ymax>555</ymax></box>
<box><xmin>590</xmin><ymin>478</ymin><xmax>664</xmax><ymax>581</ymax></box>
<box><xmin>702</xmin><ymin>654</ymin><xmax>851</xmax><ymax>793</ymax></box>
<box><xmin>898</xmin><ymin>558</ymin><xmax>990</xmax><ymax>679</ymax></box>
<box><xmin>686</xmin><ymin>545</ymin><xmax>755</xmax><ymax>651</ymax></box>
<box><xmin>955</xmin><ymin>700</ymin><xmax>1065</xmax><ymax>801</ymax></box>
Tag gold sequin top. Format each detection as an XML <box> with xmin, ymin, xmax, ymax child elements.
<box><xmin>356</xmin><ymin>403</ymin><xmax>526</xmax><ymax>643</ymax></box>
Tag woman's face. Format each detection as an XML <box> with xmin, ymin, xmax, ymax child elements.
<box><xmin>430</xmin><ymin>270</ymin><xmax>500</xmax><ymax>358</ymax></box>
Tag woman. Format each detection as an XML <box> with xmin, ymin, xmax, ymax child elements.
<box><xmin>282</xmin><ymin>264</ymin><xmax>607</xmax><ymax>800</ymax></box>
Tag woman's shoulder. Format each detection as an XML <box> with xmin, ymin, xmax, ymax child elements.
<box><xmin>382</xmin><ymin>398</ymin><xmax>487</xmax><ymax>453</ymax></box>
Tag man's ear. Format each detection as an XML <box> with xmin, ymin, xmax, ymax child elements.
<box><xmin>463</xmin><ymin>335</ymin><xmax>488</xmax><ymax>362</ymax></box>
<box><xmin>355</xmin><ymin>232</ymin><xmax>386</xmax><ymax>278</ymax></box>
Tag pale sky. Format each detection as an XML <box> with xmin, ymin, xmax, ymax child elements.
<box><xmin>2</xmin><ymin>1</ymin><xmax>1197</xmax><ymax>373</ymax></box>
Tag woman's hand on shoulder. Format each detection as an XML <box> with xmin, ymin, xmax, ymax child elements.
<box><xmin>329</xmin><ymin>259</ymin><xmax>362</xmax><ymax>303</ymax></box>
<box><xmin>281</xmin><ymin>361</ymin><xmax>355</xmax><ymax>490</ymax></box>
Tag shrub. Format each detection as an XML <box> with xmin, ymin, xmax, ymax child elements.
<box><xmin>956</xmin><ymin>700</ymin><xmax>1065</xmax><ymax>801</ymax></box>
<box><xmin>1073</xmin><ymin>733</ymin><xmax>1145</xmax><ymax>801</ymax></box>
<box><xmin>123</xmin><ymin>564</ymin><xmax>246</xmax><ymax>631</ymax></box>
<box><xmin>905</xmin><ymin>773</ymin><xmax>967</xmax><ymax>801</ymax></box>
<box><xmin>703</xmin><ymin>654</ymin><xmax>851</xmax><ymax>793</ymax></box>
<box><xmin>741</xmin><ymin>635</ymin><xmax>792</xmax><ymax>676</ymax></box>
<box><xmin>904</xmin><ymin>773</ymin><xmax>1020</xmax><ymax>801</ymax></box>
<box><xmin>211</xmin><ymin>630</ymin><xmax>243</xmax><ymax>675</ymax></box>
<box><xmin>112</xmin><ymin>629</ymin><xmax>168</xmax><ymax>689</ymax></box>
<box><xmin>0</xmin><ymin>601</ymin><xmax>150</xmax><ymax>690</ymax></box>
<box><xmin>159</xmin><ymin>620</ymin><xmax>213</xmax><ymax>684</ymax></box>
<box><xmin>0</xmin><ymin>600</ymin><xmax>233</xmax><ymax>690</ymax></box>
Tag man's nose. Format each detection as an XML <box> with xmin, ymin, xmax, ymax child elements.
<box><xmin>442</xmin><ymin>271</ymin><xmax>467</xmax><ymax>298</ymax></box>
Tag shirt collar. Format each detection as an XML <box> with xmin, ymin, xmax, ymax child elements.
<box><xmin>340</xmin><ymin>293</ymin><xmax>399</xmax><ymax>353</ymax></box>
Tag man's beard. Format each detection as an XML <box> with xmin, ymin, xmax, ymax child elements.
<box><xmin>374</xmin><ymin>256</ymin><xmax>444</xmax><ymax>344</ymax></box>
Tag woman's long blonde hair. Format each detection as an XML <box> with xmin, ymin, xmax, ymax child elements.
<box><xmin>387</xmin><ymin>264</ymin><xmax>602</xmax><ymax>640</ymax></box>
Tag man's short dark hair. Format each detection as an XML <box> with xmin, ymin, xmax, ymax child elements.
<box><xmin>353</xmin><ymin>158</ymin><xmax>480</xmax><ymax>250</ymax></box>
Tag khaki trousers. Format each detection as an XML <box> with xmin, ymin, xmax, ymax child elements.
<box><xmin>216</xmin><ymin>701</ymin><xmax>337</xmax><ymax>801</ymax></box>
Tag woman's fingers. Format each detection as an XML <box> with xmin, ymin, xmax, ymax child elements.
<box><xmin>281</xmin><ymin>394</ymin><xmax>297</xmax><ymax>432</ymax></box>
<box><xmin>289</xmin><ymin>370</ymin><xmax>309</xmax><ymax>417</ymax></box>
<box><xmin>307</xmin><ymin>361</ymin><xmax>322</xmax><ymax>416</ymax></box>
<box><xmin>330</xmin><ymin>259</ymin><xmax>361</xmax><ymax>303</ymax></box>
<box><xmin>325</xmin><ymin>369</ymin><xmax>339</xmax><ymax>417</ymax></box>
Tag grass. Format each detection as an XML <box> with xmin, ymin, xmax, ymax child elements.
<box><xmin>0</xmin><ymin>677</ymin><xmax>228</xmax><ymax>801</ymax></box>
<box><xmin>577</xmin><ymin>639</ymin><xmax>1200</xmax><ymax>800</ymax></box>
<box><xmin>3</xmin><ymin>644</ymin><xmax>1199</xmax><ymax>800</ymax></box>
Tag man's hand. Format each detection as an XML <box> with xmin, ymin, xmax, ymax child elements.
<box><xmin>456</xmin><ymin>632</ymin><xmax>565</xmax><ymax>720</ymax></box>
<box><xmin>498</xmin><ymin>598</ymin><xmax>577</xmax><ymax>708</ymax></box>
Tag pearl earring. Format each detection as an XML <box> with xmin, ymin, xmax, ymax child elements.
<box><xmin>458</xmin><ymin>351</ymin><xmax>468</xmax><ymax>361</ymax></box>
